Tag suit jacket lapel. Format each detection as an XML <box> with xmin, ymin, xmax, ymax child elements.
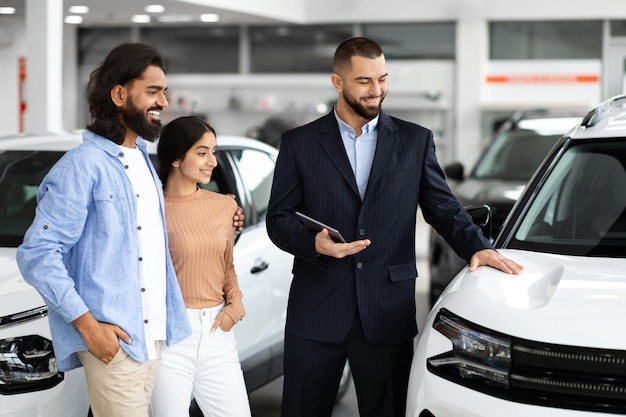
<box><xmin>318</xmin><ymin>112</ymin><xmax>360</xmax><ymax>198</ymax></box>
<box><xmin>365</xmin><ymin>111</ymin><xmax>398</xmax><ymax>200</ymax></box>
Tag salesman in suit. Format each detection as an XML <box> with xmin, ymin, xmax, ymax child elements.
<box><xmin>265</xmin><ymin>37</ymin><xmax>523</xmax><ymax>417</ymax></box>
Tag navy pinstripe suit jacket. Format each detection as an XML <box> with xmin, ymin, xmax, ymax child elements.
<box><xmin>266</xmin><ymin>110</ymin><xmax>491</xmax><ymax>345</ymax></box>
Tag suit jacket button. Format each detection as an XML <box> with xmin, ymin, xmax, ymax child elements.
<box><xmin>356</xmin><ymin>262</ymin><xmax>363</xmax><ymax>269</ymax></box>
<box><xmin>359</xmin><ymin>229</ymin><xmax>365</xmax><ymax>236</ymax></box>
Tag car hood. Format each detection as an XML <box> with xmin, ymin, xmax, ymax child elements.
<box><xmin>0</xmin><ymin>248</ymin><xmax>45</xmax><ymax>318</ymax></box>
<box><xmin>452</xmin><ymin>178</ymin><xmax>526</xmax><ymax>205</ymax></box>
<box><xmin>436</xmin><ymin>249</ymin><xmax>626</xmax><ymax>350</ymax></box>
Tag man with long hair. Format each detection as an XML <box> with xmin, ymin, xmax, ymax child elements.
<box><xmin>18</xmin><ymin>43</ymin><xmax>225</xmax><ymax>417</ymax></box>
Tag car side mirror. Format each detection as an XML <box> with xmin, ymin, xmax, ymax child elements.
<box><xmin>465</xmin><ymin>204</ymin><xmax>492</xmax><ymax>240</ymax></box>
<box><xmin>444</xmin><ymin>162</ymin><xmax>464</xmax><ymax>181</ymax></box>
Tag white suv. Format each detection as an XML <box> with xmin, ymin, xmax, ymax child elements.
<box><xmin>407</xmin><ymin>95</ymin><xmax>626</xmax><ymax>416</ymax></box>
<box><xmin>0</xmin><ymin>133</ymin><xmax>345</xmax><ymax>416</ymax></box>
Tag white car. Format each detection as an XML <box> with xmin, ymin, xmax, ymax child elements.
<box><xmin>0</xmin><ymin>132</ymin><xmax>352</xmax><ymax>416</ymax></box>
<box><xmin>407</xmin><ymin>95</ymin><xmax>626</xmax><ymax>416</ymax></box>
<box><xmin>428</xmin><ymin>109</ymin><xmax>584</xmax><ymax>306</ymax></box>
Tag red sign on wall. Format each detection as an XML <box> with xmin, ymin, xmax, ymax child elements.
<box><xmin>19</xmin><ymin>56</ymin><xmax>26</xmax><ymax>133</ymax></box>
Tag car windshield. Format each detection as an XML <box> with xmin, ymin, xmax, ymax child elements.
<box><xmin>472</xmin><ymin>129</ymin><xmax>562</xmax><ymax>181</ymax></box>
<box><xmin>0</xmin><ymin>150</ymin><xmax>65</xmax><ymax>247</ymax></box>
<box><xmin>508</xmin><ymin>140</ymin><xmax>626</xmax><ymax>257</ymax></box>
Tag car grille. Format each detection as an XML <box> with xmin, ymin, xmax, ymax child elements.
<box><xmin>509</xmin><ymin>339</ymin><xmax>626</xmax><ymax>414</ymax></box>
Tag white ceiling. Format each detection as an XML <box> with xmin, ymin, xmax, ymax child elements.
<box><xmin>3</xmin><ymin>0</ymin><xmax>626</xmax><ymax>28</ymax></box>
<box><xmin>1</xmin><ymin>0</ymin><xmax>288</xmax><ymax>26</ymax></box>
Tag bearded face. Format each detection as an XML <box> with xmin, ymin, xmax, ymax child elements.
<box><xmin>342</xmin><ymin>89</ymin><xmax>386</xmax><ymax>121</ymax></box>
<box><xmin>121</xmin><ymin>95</ymin><xmax>163</xmax><ymax>142</ymax></box>
<box><xmin>334</xmin><ymin>55</ymin><xmax>388</xmax><ymax>122</ymax></box>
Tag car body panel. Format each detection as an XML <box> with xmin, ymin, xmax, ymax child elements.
<box><xmin>434</xmin><ymin>249</ymin><xmax>626</xmax><ymax>350</ymax></box>
<box><xmin>0</xmin><ymin>248</ymin><xmax>43</xmax><ymax>318</ymax></box>
<box><xmin>409</xmin><ymin>249</ymin><xmax>626</xmax><ymax>417</ymax></box>
<box><xmin>0</xmin><ymin>370</ymin><xmax>89</xmax><ymax>417</ymax></box>
<box><xmin>453</xmin><ymin>179</ymin><xmax>524</xmax><ymax>207</ymax></box>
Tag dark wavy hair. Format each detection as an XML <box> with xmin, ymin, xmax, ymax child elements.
<box><xmin>333</xmin><ymin>37</ymin><xmax>384</xmax><ymax>75</ymax></box>
<box><xmin>157</xmin><ymin>116</ymin><xmax>216</xmax><ymax>186</ymax></box>
<box><xmin>86</xmin><ymin>43</ymin><xmax>166</xmax><ymax>145</ymax></box>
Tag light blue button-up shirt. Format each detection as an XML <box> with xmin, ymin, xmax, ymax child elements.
<box><xmin>16</xmin><ymin>131</ymin><xmax>191</xmax><ymax>371</ymax></box>
<box><xmin>334</xmin><ymin>108</ymin><xmax>379</xmax><ymax>200</ymax></box>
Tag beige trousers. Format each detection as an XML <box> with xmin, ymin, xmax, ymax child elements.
<box><xmin>77</xmin><ymin>343</ymin><xmax>161</xmax><ymax>417</ymax></box>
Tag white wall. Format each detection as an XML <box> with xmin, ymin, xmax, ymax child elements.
<box><xmin>0</xmin><ymin>18</ymin><xmax>26</xmax><ymax>137</ymax></box>
<box><xmin>205</xmin><ymin>0</ymin><xmax>626</xmax><ymax>23</ymax></box>
<box><xmin>189</xmin><ymin>0</ymin><xmax>306</xmax><ymax>22</ymax></box>
<box><xmin>300</xmin><ymin>0</ymin><xmax>626</xmax><ymax>22</ymax></box>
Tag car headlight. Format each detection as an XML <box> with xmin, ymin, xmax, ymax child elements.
<box><xmin>0</xmin><ymin>305</ymin><xmax>64</xmax><ymax>395</ymax></box>
<box><xmin>0</xmin><ymin>335</ymin><xmax>63</xmax><ymax>394</ymax></box>
<box><xmin>426</xmin><ymin>308</ymin><xmax>626</xmax><ymax>413</ymax></box>
<box><xmin>427</xmin><ymin>308</ymin><xmax>511</xmax><ymax>392</ymax></box>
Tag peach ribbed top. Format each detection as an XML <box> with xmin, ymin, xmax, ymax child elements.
<box><xmin>164</xmin><ymin>189</ymin><xmax>245</xmax><ymax>322</ymax></box>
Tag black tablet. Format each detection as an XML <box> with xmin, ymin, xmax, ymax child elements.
<box><xmin>295</xmin><ymin>211</ymin><xmax>347</xmax><ymax>243</ymax></box>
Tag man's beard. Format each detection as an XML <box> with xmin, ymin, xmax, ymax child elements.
<box><xmin>343</xmin><ymin>91</ymin><xmax>385</xmax><ymax>121</ymax></box>
<box><xmin>122</xmin><ymin>97</ymin><xmax>162</xmax><ymax>142</ymax></box>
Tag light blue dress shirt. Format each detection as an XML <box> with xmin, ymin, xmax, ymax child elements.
<box><xmin>16</xmin><ymin>131</ymin><xmax>191</xmax><ymax>371</ymax></box>
<box><xmin>334</xmin><ymin>108</ymin><xmax>379</xmax><ymax>200</ymax></box>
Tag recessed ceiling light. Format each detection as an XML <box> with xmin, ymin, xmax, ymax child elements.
<box><xmin>145</xmin><ymin>5</ymin><xmax>165</xmax><ymax>13</ymax></box>
<box><xmin>68</xmin><ymin>6</ymin><xmax>89</xmax><ymax>14</ymax></box>
<box><xmin>131</xmin><ymin>14</ymin><xmax>151</xmax><ymax>23</ymax></box>
<box><xmin>0</xmin><ymin>7</ymin><xmax>16</xmax><ymax>14</ymax></box>
<box><xmin>200</xmin><ymin>13</ymin><xmax>219</xmax><ymax>23</ymax></box>
<box><xmin>64</xmin><ymin>15</ymin><xmax>84</xmax><ymax>24</ymax></box>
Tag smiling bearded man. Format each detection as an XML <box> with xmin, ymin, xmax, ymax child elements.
<box><xmin>16</xmin><ymin>43</ymin><xmax>191</xmax><ymax>417</ymax></box>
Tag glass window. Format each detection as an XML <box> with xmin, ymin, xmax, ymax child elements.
<box><xmin>0</xmin><ymin>151</ymin><xmax>64</xmax><ymax>247</ymax></box>
<box><xmin>230</xmin><ymin>148</ymin><xmax>275</xmax><ymax>221</ymax></box>
<box><xmin>490</xmin><ymin>21</ymin><xmax>602</xmax><ymax>59</ymax></box>
<box><xmin>363</xmin><ymin>22</ymin><xmax>456</xmax><ymax>59</ymax></box>
<box><xmin>472</xmin><ymin>129</ymin><xmax>562</xmax><ymax>181</ymax></box>
<box><xmin>141</xmin><ymin>26</ymin><xmax>239</xmax><ymax>73</ymax></box>
<box><xmin>250</xmin><ymin>24</ymin><xmax>353</xmax><ymax>73</ymax></box>
<box><xmin>611</xmin><ymin>20</ymin><xmax>626</xmax><ymax>37</ymax></box>
<box><xmin>78</xmin><ymin>28</ymin><xmax>133</xmax><ymax>67</ymax></box>
<box><xmin>510</xmin><ymin>141</ymin><xmax>626</xmax><ymax>257</ymax></box>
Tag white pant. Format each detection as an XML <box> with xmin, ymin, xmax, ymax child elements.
<box><xmin>150</xmin><ymin>305</ymin><xmax>251</xmax><ymax>417</ymax></box>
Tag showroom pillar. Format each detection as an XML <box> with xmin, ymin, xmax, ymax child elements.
<box><xmin>454</xmin><ymin>18</ymin><xmax>488</xmax><ymax>168</ymax></box>
<box><xmin>24</xmin><ymin>0</ymin><xmax>63</xmax><ymax>134</ymax></box>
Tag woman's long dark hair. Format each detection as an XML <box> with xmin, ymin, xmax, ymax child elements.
<box><xmin>157</xmin><ymin>116</ymin><xmax>216</xmax><ymax>186</ymax></box>
<box><xmin>86</xmin><ymin>43</ymin><xmax>166</xmax><ymax>145</ymax></box>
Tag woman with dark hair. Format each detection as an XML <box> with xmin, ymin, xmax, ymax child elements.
<box><xmin>151</xmin><ymin>116</ymin><xmax>251</xmax><ymax>417</ymax></box>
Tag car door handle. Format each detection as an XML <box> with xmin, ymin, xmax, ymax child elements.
<box><xmin>250</xmin><ymin>259</ymin><xmax>269</xmax><ymax>274</ymax></box>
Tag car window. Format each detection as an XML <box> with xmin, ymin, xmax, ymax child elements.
<box><xmin>472</xmin><ymin>129</ymin><xmax>562</xmax><ymax>180</ymax></box>
<box><xmin>509</xmin><ymin>140</ymin><xmax>626</xmax><ymax>257</ymax></box>
<box><xmin>0</xmin><ymin>150</ymin><xmax>65</xmax><ymax>247</ymax></box>
<box><xmin>0</xmin><ymin>150</ymin><xmax>241</xmax><ymax>247</ymax></box>
<box><xmin>227</xmin><ymin>148</ymin><xmax>275</xmax><ymax>224</ymax></box>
